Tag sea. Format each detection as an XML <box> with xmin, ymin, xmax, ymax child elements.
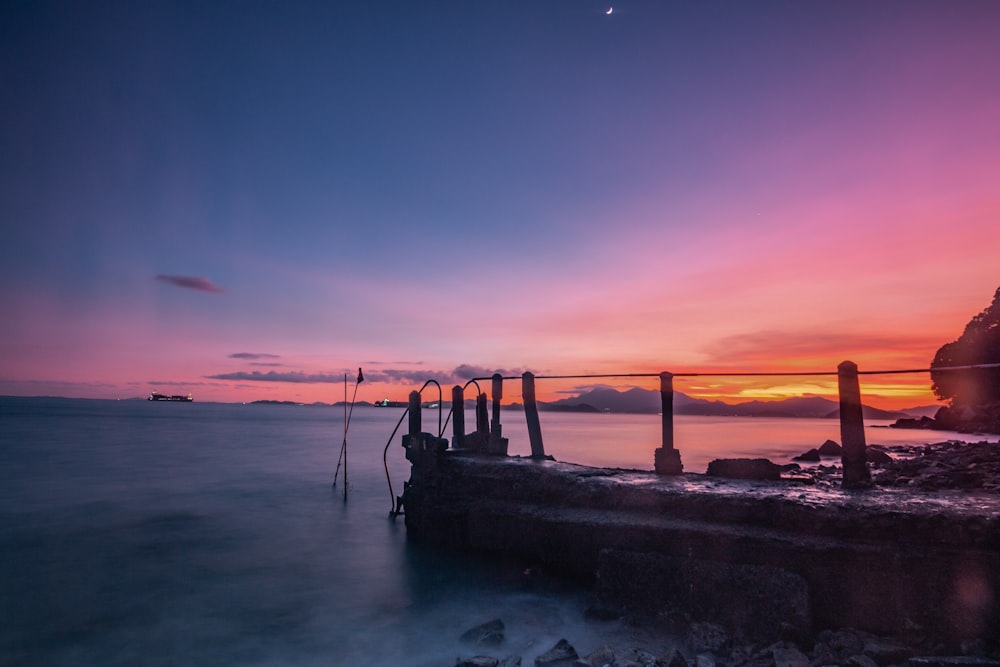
<box><xmin>0</xmin><ymin>396</ymin><xmax>984</xmax><ymax>666</ymax></box>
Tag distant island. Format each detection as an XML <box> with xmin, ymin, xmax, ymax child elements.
<box><xmin>530</xmin><ymin>386</ymin><xmax>922</xmax><ymax>420</ymax></box>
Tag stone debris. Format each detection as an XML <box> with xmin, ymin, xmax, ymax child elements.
<box><xmin>706</xmin><ymin>458</ymin><xmax>782</xmax><ymax>480</ymax></box>
<box><xmin>453</xmin><ymin>620</ymin><xmax>997</xmax><ymax>667</ymax></box>
<box><xmin>870</xmin><ymin>441</ymin><xmax>1000</xmax><ymax>493</ymax></box>
<box><xmin>535</xmin><ymin>638</ymin><xmax>579</xmax><ymax>665</ymax></box>
<box><xmin>462</xmin><ymin>618</ymin><xmax>507</xmax><ymax>646</ymax></box>
<box><xmin>782</xmin><ymin>440</ymin><xmax>1000</xmax><ymax>493</ymax></box>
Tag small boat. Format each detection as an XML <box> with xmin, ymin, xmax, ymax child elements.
<box><xmin>148</xmin><ymin>392</ymin><xmax>193</xmax><ymax>402</ymax></box>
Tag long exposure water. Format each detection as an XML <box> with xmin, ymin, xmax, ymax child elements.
<box><xmin>0</xmin><ymin>396</ymin><xmax>979</xmax><ymax>666</ymax></box>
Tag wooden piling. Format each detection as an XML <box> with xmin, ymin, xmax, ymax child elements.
<box><xmin>838</xmin><ymin>360</ymin><xmax>871</xmax><ymax>488</ymax></box>
<box><xmin>491</xmin><ymin>373</ymin><xmax>503</xmax><ymax>439</ymax></box>
<box><xmin>476</xmin><ymin>393</ymin><xmax>488</xmax><ymax>434</ymax></box>
<box><xmin>522</xmin><ymin>372</ymin><xmax>545</xmax><ymax>458</ymax></box>
<box><xmin>655</xmin><ymin>372</ymin><xmax>683</xmax><ymax>475</ymax></box>
<box><xmin>451</xmin><ymin>385</ymin><xmax>465</xmax><ymax>449</ymax></box>
<box><xmin>408</xmin><ymin>390</ymin><xmax>421</xmax><ymax>437</ymax></box>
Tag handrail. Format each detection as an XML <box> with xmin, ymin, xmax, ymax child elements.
<box><xmin>382</xmin><ymin>378</ymin><xmax>446</xmax><ymax>517</ymax></box>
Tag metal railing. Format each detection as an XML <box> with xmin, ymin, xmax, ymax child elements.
<box><xmin>386</xmin><ymin>361</ymin><xmax>999</xmax><ymax>510</ymax></box>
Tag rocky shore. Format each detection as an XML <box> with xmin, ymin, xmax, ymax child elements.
<box><xmin>779</xmin><ymin>439</ymin><xmax>1000</xmax><ymax>494</ymax></box>
<box><xmin>452</xmin><ymin>615</ymin><xmax>1000</xmax><ymax>667</ymax></box>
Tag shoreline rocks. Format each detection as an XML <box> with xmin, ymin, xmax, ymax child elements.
<box><xmin>453</xmin><ymin>619</ymin><xmax>1000</xmax><ymax>667</ymax></box>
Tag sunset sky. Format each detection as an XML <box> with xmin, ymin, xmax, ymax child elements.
<box><xmin>2</xmin><ymin>1</ymin><xmax>999</xmax><ymax>409</ymax></box>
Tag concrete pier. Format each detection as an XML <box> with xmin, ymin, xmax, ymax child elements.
<box><xmin>402</xmin><ymin>452</ymin><xmax>1000</xmax><ymax>644</ymax></box>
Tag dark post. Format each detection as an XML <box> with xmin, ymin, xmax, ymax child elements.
<box><xmin>522</xmin><ymin>371</ymin><xmax>545</xmax><ymax>458</ymax></box>
<box><xmin>660</xmin><ymin>371</ymin><xmax>675</xmax><ymax>451</ymax></box>
<box><xmin>408</xmin><ymin>390</ymin><xmax>421</xmax><ymax>438</ymax></box>
<box><xmin>838</xmin><ymin>360</ymin><xmax>871</xmax><ymax>488</ymax></box>
<box><xmin>476</xmin><ymin>393</ymin><xmax>489</xmax><ymax>434</ymax></box>
<box><xmin>451</xmin><ymin>385</ymin><xmax>465</xmax><ymax>449</ymax></box>
<box><xmin>655</xmin><ymin>371</ymin><xmax>683</xmax><ymax>475</ymax></box>
<box><xmin>490</xmin><ymin>373</ymin><xmax>503</xmax><ymax>439</ymax></box>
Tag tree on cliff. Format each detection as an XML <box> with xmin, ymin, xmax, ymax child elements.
<box><xmin>931</xmin><ymin>286</ymin><xmax>1000</xmax><ymax>407</ymax></box>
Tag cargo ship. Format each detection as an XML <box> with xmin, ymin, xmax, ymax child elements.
<box><xmin>148</xmin><ymin>392</ymin><xmax>193</xmax><ymax>402</ymax></box>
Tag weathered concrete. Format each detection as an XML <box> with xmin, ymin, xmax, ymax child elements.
<box><xmin>402</xmin><ymin>452</ymin><xmax>1000</xmax><ymax>644</ymax></box>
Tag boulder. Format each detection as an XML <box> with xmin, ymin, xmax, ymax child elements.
<box><xmin>866</xmin><ymin>447</ymin><xmax>893</xmax><ymax>464</ymax></box>
<box><xmin>457</xmin><ymin>657</ymin><xmax>499</xmax><ymax>667</ymax></box>
<box><xmin>792</xmin><ymin>449</ymin><xmax>821</xmax><ymax>462</ymax></box>
<box><xmin>772</xmin><ymin>647</ymin><xmax>810</xmax><ymax>667</ymax></box>
<box><xmin>818</xmin><ymin>439</ymin><xmax>843</xmax><ymax>456</ymax></box>
<box><xmin>580</xmin><ymin>644</ymin><xmax>616</xmax><ymax>666</ymax></box>
<box><xmin>461</xmin><ymin>618</ymin><xmax>505</xmax><ymax>646</ymax></box>
<box><xmin>706</xmin><ymin>458</ymin><xmax>781</xmax><ymax>480</ymax></box>
<box><xmin>534</xmin><ymin>638</ymin><xmax>578</xmax><ymax>665</ymax></box>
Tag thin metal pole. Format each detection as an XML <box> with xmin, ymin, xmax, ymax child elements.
<box><xmin>343</xmin><ymin>372</ymin><xmax>348</xmax><ymax>501</ymax></box>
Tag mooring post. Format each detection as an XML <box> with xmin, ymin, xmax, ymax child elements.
<box><xmin>488</xmin><ymin>374</ymin><xmax>509</xmax><ymax>455</ymax></box>
<box><xmin>654</xmin><ymin>371</ymin><xmax>683</xmax><ymax>475</ymax></box>
<box><xmin>476</xmin><ymin>393</ymin><xmax>489</xmax><ymax>434</ymax></box>
<box><xmin>451</xmin><ymin>385</ymin><xmax>465</xmax><ymax>449</ymax></box>
<box><xmin>490</xmin><ymin>373</ymin><xmax>503</xmax><ymax>439</ymax></box>
<box><xmin>522</xmin><ymin>371</ymin><xmax>546</xmax><ymax>458</ymax></box>
<box><xmin>408</xmin><ymin>390</ymin><xmax>421</xmax><ymax>438</ymax></box>
<box><xmin>838</xmin><ymin>360</ymin><xmax>871</xmax><ymax>488</ymax></box>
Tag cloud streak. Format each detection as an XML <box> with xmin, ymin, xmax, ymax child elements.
<box><xmin>229</xmin><ymin>352</ymin><xmax>280</xmax><ymax>360</ymax></box>
<box><xmin>155</xmin><ymin>274</ymin><xmax>226</xmax><ymax>293</ymax></box>
<box><xmin>206</xmin><ymin>364</ymin><xmax>525</xmax><ymax>386</ymax></box>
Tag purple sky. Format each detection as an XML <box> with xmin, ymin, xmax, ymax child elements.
<box><xmin>2</xmin><ymin>1</ymin><xmax>999</xmax><ymax>406</ymax></box>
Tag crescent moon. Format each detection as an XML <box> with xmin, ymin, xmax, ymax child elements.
<box><xmin>606</xmin><ymin>7</ymin><xmax>613</xmax><ymax>14</ymax></box>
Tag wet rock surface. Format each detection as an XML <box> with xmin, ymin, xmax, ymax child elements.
<box><xmin>452</xmin><ymin>620</ymin><xmax>999</xmax><ymax>667</ymax></box>
<box><xmin>868</xmin><ymin>441</ymin><xmax>1000</xmax><ymax>493</ymax></box>
<box><xmin>782</xmin><ymin>440</ymin><xmax>1000</xmax><ymax>495</ymax></box>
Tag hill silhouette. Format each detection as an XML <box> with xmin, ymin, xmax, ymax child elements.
<box><xmin>541</xmin><ymin>386</ymin><xmax>908</xmax><ymax>420</ymax></box>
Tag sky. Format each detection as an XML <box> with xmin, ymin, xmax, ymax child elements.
<box><xmin>2</xmin><ymin>1</ymin><xmax>999</xmax><ymax>409</ymax></box>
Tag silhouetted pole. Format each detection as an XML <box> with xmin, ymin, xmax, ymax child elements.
<box><xmin>838</xmin><ymin>360</ymin><xmax>871</xmax><ymax>488</ymax></box>
<box><xmin>476</xmin><ymin>393</ymin><xmax>489</xmax><ymax>435</ymax></box>
<box><xmin>655</xmin><ymin>371</ymin><xmax>683</xmax><ymax>475</ymax></box>
<box><xmin>408</xmin><ymin>390</ymin><xmax>421</xmax><ymax>438</ymax></box>
<box><xmin>660</xmin><ymin>371</ymin><xmax>674</xmax><ymax>451</ymax></box>
<box><xmin>490</xmin><ymin>373</ymin><xmax>503</xmax><ymax>440</ymax></box>
<box><xmin>522</xmin><ymin>372</ymin><xmax>545</xmax><ymax>458</ymax></box>
<box><xmin>451</xmin><ymin>385</ymin><xmax>465</xmax><ymax>449</ymax></box>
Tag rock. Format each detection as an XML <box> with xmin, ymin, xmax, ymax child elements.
<box><xmin>617</xmin><ymin>647</ymin><xmax>660</xmax><ymax>667</ymax></box>
<box><xmin>863</xmin><ymin>637</ymin><xmax>915</xmax><ymax>665</ymax></box>
<box><xmin>906</xmin><ymin>658</ymin><xmax>1000</xmax><ymax>667</ymax></box>
<box><xmin>659</xmin><ymin>647</ymin><xmax>690</xmax><ymax>667</ymax></box>
<box><xmin>818</xmin><ymin>439</ymin><xmax>843</xmax><ymax>456</ymax></box>
<box><xmin>580</xmin><ymin>644</ymin><xmax>616</xmax><ymax>666</ymax></box>
<box><xmin>793</xmin><ymin>449</ymin><xmax>821</xmax><ymax>462</ymax></box>
<box><xmin>461</xmin><ymin>618</ymin><xmax>506</xmax><ymax>646</ymax></box>
<box><xmin>499</xmin><ymin>657</ymin><xmax>523</xmax><ymax>667</ymax></box>
<box><xmin>866</xmin><ymin>447</ymin><xmax>893</xmax><ymax>464</ymax></box>
<box><xmin>695</xmin><ymin>653</ymin><xmax>716</xmax><ymax>667</ymax></box>
<box><xmin>772</xmin><ymin>646</ymin><xmax>810</xmax><ymax>667</ymax></box>
<box><xmin>457</xmin><ymin>657</ymin><xmax>500</xmax><ymax>667</ymax></box>
<box><xmin>706</xmin><ymin>458</ymin><xmax>781</xmax><ymax>480</ymax></box>
<box><xmin>535</xmin><ymin>638</ymin><xmax>579</xmax><ymax>666</ymax></box>
<box><xmin>688</xmin><ymin>622</ymin><xmax>728</xmax><ymax>652</ymax></box>
<box><xmin>847</xmin><ymin>655</ymin><xmax>880</xmax><ymax>667</ymax></box>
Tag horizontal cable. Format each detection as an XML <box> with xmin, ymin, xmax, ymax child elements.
<box><xmin>469</xmin><ymin>362</ymin><xmax>1000</xmax><ymax>384</ymax></box>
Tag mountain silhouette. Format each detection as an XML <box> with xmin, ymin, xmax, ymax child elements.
<box><xmin>540</xmin><ymin>386</ymin><xmax>908</xmax><ymax>420</ymax></box>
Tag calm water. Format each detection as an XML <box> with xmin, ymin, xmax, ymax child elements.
<box><xmin>0</xmin><ymin>397</ymin><xmax>979</xmax><ymax>666</ymax></box>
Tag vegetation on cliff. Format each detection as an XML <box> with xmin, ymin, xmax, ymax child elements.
<box><xmin>928</xmin><ymin>286</ymin><xmax>1000</xmax><ymax>434</ymax></box>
